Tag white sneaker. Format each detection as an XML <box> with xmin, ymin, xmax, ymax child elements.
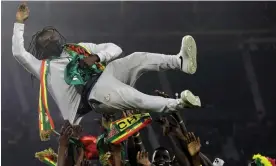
<box><xmin>178</xmin><ymin>35</ymin><xmax>197</xmax><ymax>74</ymax></box>
<box><xmin>180</xmin><ymin>90</ymin><xmax>201</xmax><ymax>107</ymax></box>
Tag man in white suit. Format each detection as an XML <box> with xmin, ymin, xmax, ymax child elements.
<box><xmin>13</xmin><ymin>3</ymin><xmax>201</xmax><ymax>124</ymax></box>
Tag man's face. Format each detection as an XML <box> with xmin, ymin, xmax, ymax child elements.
<box><xmin>152</xmin><ymin>149</ymin><xmax>171</xmax><ymax>166</ymax></box>
<box><xmin>37</xmin><ymin>29</ymin><xmax>63</xmax><ymax>58</ymax></box>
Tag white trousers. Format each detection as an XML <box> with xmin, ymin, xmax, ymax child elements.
<box><xmin>88</xmin><ymin>52</ymin><xmax>185</xmax><ymax>114</ymax></box>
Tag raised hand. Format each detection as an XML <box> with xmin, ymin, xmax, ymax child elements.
<box><xmin>72</xmin><ymin>125</ymin><xmax>83</xmax><ymax>138</ymax></box>
<box><xmin>59</xmin><ymin>120</ymin><xmax>73</xmax><ymax>147</ymax></box>
<box><xmin>158</xmin><ymin>117</ymin><xmax>171</xmax><ymax>136</ymax></box>
<box><xmin>16</xmin><ymin>2</ymin><xmax>29</xmax><ymax>23</ymax></box>
<box><xmin>83</xmin><ymin>54</ymin><xmax>100</xmax><ymax>66</ymax></box>
<box><xmin>158</xmin><ymin>117</ymin><xmax>185</xmax><ymax>139</ymax></box>
<box><xmin>184</xmin><ymin>132</ymin><xmax>201</xmax><ymax>156</ymax></box>
<box><xmin>101</xmin><ymin>116</ymin><xmax>112</xmax><ymax>130</ymax></box>
<box><xmin>137</xmin><ymin>151</ymin><xmax>151</xmax><ymax>166</ymax></box>
<box><xmin>122</xmin><ymin>110</ymin><xmax>135</xmax><ymax>118</ymax></box>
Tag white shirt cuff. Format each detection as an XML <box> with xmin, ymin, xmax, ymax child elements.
<box><xmin>14</xmin><ymin>22</ymin><xmax>25</xmax><ymax>31</ymax></box>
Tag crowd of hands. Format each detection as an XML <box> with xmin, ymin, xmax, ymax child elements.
<box><xmin>55</xmin><ymin>110</ymin><xmax>213</xmax><ymax>166</ymax></box>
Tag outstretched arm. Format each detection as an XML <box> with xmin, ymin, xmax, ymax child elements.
<box><xmin>57</xmin><ymin>121</ymin><xmax>73</xmax><ymax>166</ymax></box>
<box><xmin>178</xmin><ymin>132</ymin><xmax>213</xmax><ymax>166</ymax></box>
<box><xmin>75</xmin><ymin>148</ymin><xmax>84</xmax><ymax>166</ymax></box>
<box><xmin>78</xmin><ymin>42</ymin><xmax>123</xmax><ymax>64</ymax></box>
<box><xmin>199</xmin><ymin>153</ymin><xmax>214</xmax><ymax>166</ymax></box>
<box><xmin>136</xmin><ymin>151</ymin><xmax>151</xmax><ymax>166</ymax></box>
<box><xmin>12</xmin><ymin>3</ymin><xmax>42</xmax><ymax>78</ymax></box>
<box><xmin>168</xmin><ymin>135</ymin><xmax>192</xmax><ymax>166</ymax></box>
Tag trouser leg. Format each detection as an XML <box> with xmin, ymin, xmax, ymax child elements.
<box><xmin>107</xmin><ymin>52</ymin><xmax>181</xmax><ymax>86</ymax></box>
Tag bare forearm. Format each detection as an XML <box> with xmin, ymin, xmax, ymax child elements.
<box><xmin>175</xmin><ymin>134</ymin><xmax>187</xmax><ymax>151</ymax></box>
<box><xmin>113</xmin><ymin>154</ymin><xmax>122</xmax><ymax>166</ymax></box>
<box><xmin>57</xmin><ymin>145</ymin><xmax>68</xmax><ymax>166</ymax></box>
<box><xmin>168</xmin><ymin>135</ymin><xmax>191</xmax><ymax>166</ymax></box>
<box><xmin>133</xmin><ymin>132</ymin><xmax>145</xmax><ymax>151</ymax></box>
<box><xmin>75</xmin><ymin>149</ymin><xmax>84</xmax><ymax>166</ymax></box>
<box><xmin>199</xmin><ymin>153</ymin><xmax>213</xmax><ymax>166</ymax></box>
<box><xmin>192</xmin><ymin>154</ymin><xmax>201</xmax><ymax>166</ymax></box>
<box><xmin>175</xmin><ymin>136</ymin><xmax>203</xmax><ymax>166</ymax></box>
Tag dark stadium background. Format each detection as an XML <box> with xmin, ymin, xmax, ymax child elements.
<box><xmin>2</xmin><ymin>1</ymin><xmax>276</xmax><ymax>166</ymax></box>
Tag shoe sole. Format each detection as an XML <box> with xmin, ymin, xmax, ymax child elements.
<box><xmin>182</xmin><ymin>35</ymin><xmax>197</xmax><ymax>74</ymax></box>
<box><xmin>181</xmin><ymin>90</ymin><xmax>201</xmax><ymax>107</ymax></box>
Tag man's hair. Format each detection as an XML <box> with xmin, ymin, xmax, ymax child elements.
<box><xmin>155</xmin><ymin>147</ymin><xmax>168</xmax><ymax>151</ymax></box>
<box><xmin>28</xmin><ymin>27</ymin><xmax>66</xmax><ymax>83</ymax></box>
<box><xmin>152</xmin><ymin>146</ymin><xmax>171</xmax><ymax>162</ymax></box>
<box><xmin>28</xmin><ymin>26</ymin><xmax>66</xmax><ymax>60</ymax></box>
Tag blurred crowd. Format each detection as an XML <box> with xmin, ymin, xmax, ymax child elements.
<box><xmin>2</xmin><ymin>91</ymin><xmax>276</xmax><ymax>166</ymax></box>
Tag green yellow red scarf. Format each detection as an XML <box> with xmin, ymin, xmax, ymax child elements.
<box><xmin>38</xmin><ymin>43</ymin><xmax>106</xmax><ymax>141</ymax></box>
<box><xmin>253</xmin><ymin>154</ymin><xmax>276</xmax><ymax>166</ymax></box>
<box><xmin>106</xmin><ymin>113</ymin><xmax>152</xmax><ymax>144</ymax></box>
<box><xmin>35</xmin><ymin>148</ymin><xmax>57</xmax><ymax>166</ymax></box>
<box><xmin>38</xmin><ymin>60</ymin><xmax>55</xmax><ymax>141</ymax></box>
<box><xmin>63</xmin><ymin>43</ymin><xmax>106</xmax><ymax>86</ymax></box>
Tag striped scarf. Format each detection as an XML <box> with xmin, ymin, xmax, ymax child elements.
<box><xmin>253</xmin><ymin>154</ymin><xmax>276</xmax><ymax>166</ymax></box>
<box><xmin>38</xmin><ymin>60</ymin><xmax>55</xmax><ymax>141</ymax></box>
<box><xmin>37</xmin><ymin>43</ymin><xmax>106</xmax><ymax>141</ymax></box>
<box><xmin>63</xmin><ymin>43</ymin><xmax>105</xmax><ymax>85</ymax></box>
<box><xmin>106</xmin><ymin>113</ymin><xmax>152</xmax><ymax>144</ymax></box>
<box><xmin>35</xmin><ymin>148</ymin><xmax>57</xmax><ymax>166</ymax></box>
<box><xmin>38</xmin><ymin>44</ymin><xmax>105</xmax><ymax>141</ymax></box>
